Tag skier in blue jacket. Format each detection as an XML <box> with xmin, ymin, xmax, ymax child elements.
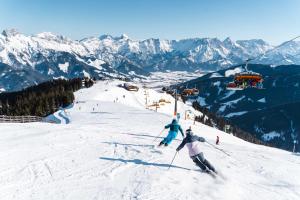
<box><xmin>159</xmin><ymin>119</ymin><xmax>184</xmax><ymax>147</ymax></box>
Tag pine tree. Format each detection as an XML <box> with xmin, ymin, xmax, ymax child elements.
<box><xmin>0</xmin><ymin>78</ymin><xmax>83</xmax><ymax>117</ymax></box>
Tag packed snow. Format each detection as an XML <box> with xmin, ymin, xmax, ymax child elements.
<box><xmin>0</xmin><ymin>80</ymin><xmax>300</xmax><ymax>200</ymax></box>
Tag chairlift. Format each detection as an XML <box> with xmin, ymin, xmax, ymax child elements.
<box><xmin>226</xmin><ymin>36</ymin><xmax>300</xmax><ymax>91</ymax></box>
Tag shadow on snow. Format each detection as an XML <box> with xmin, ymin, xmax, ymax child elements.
<box><xmin>99</xmin><ymin>157</ymin><xmax>191</xmax><ymax>171</ymax></box>
<box><xmin>101</xmin><ymin>141</ymin><xmax>155</xmax><ymax>148</ymax></box>
<box><xmin>119</xmin><ymin>132</ymin><xmax>182</xmax><ymax>141</ymax></box>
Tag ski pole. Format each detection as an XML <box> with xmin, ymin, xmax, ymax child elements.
<box><xmin>205</xmin><ymin>141</ymin><xmax>231</xmax><ymax>157</ymax></box>
<box><xmin>153</xmin><ymin>128</ymin><xmax>165</xmax><ymax>142</ymax></box>
<box><xmin>168</xmin><ymin>151</ymin><xmax>178</xmax><ymax>170</ymax></box>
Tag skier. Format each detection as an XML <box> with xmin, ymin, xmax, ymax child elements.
<box><xmin>158</xmin><ymin>119</ymin><xmax>184</xmax><ymax>147</ymax></box>
<box><xmin>176</xmin><ymin>128</ymin><xmax>217</xmax><ymax>173</ymax></box>
<box><xmin>216</xmin><ymin>136</ymin><xmax>220</xmax><ymax>145</ymax></box>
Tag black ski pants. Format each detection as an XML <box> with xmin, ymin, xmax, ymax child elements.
<box><xmin>191</xmin><ymin>152</ymin><xmax>216</xmax><ymax>172</ymax></box>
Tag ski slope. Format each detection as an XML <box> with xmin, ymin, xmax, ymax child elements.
<box><xmin>0</xmin><ymin>80</ymin><xmax>300</xmax><ymax>200</ymax></box>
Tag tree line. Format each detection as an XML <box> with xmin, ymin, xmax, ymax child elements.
<box><xmin>0</xmin><ymin>77</ymin><xmax>94</xmax><ymax>117</ymax></box>
<box><xmin>192</xmin><ymin>101</ymin><xmax>270</xmax><ymax>146</ymax></box>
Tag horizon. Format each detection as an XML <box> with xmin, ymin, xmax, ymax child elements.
<box><xmin>1</xmin><ymin>0</ymin><xmax>300</xmax><ymax>45</ymax></box>
<box><xmin>0</xmin><ymin>28</ymin><xmax>277</xmax><ymax>44</ymax></box>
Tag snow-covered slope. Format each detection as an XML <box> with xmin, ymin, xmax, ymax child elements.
<box><xmin>0</xmin><ymin>81</ymin><xmax>300</xmax><ymax>200</ymax></box>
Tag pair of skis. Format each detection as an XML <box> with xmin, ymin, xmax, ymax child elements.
<box><xmin>167</xmin><ymin>151</ymin><xmax>222</xmax><ymax>179</ymax></box>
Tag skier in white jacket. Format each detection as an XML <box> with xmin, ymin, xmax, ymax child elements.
<box><xmin>176</xmin><ymin>128</ymin><xmax>217</xmax><ymax>173</ymax></box>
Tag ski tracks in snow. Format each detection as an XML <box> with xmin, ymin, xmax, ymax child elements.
<box><xmin>98</xmin><ymin>129</ymin><xmax>226</xmax><ymax>200</ymax></box>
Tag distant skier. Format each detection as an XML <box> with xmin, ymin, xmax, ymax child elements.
<box><xmin>216</xmin><ymin>136</ymin><xmax>220</xmax><ymax>145</ymax></box>
<box><xmin>158</xmin><ymin>119</ymin><xmax>184</xmax><ymax>147</ymax></box>
<box><xmin>176</xmin><ymin>128</ymin><xmax>217</xmax><ymax>173</ymax></box>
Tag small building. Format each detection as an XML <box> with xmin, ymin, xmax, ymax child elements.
<box><xmin>123</xmin><ymin>83</ymin><xmax>139</xmax><ymax>91</ymax></box>
<box><xmin>181</xmin><ymin>88</ymin><xmax>199</xmax><ymax>96</ymax></box>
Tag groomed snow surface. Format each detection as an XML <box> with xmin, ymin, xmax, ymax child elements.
<box><xmin>0</xmin><ymin>80</ymin><xmax>300</xmax><ymax>200</ymax></box>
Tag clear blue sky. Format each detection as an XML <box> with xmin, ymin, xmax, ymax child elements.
<box><xmin>1</xmin><ymin>0</ymin><xmax>300</xmax><ymax>44</ymax></box>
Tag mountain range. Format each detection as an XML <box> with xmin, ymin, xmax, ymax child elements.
<box><xmin>2</xmin><ymin>29</ymin><xmax>300</xmax><ymax>91</ymax></box>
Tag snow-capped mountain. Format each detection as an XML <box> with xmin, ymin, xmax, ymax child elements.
<box><xmin>258</xmin><ymin>40</ymin><xmax>300</xmax><ymax>65</ymax></box>
<box><xmin>2</xmin><ymin>29</ymin><xmax>300</xmax><ymax>91</ymax></box>
<box><xmin>0</xmin><ymin>30</ymin><xmax>122</xmax><ymax>91</ymax></box>
<box><xmin>79</xmin><ymin>35</ymin><xmax>273</xmax><ymax>72</ymax></box>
